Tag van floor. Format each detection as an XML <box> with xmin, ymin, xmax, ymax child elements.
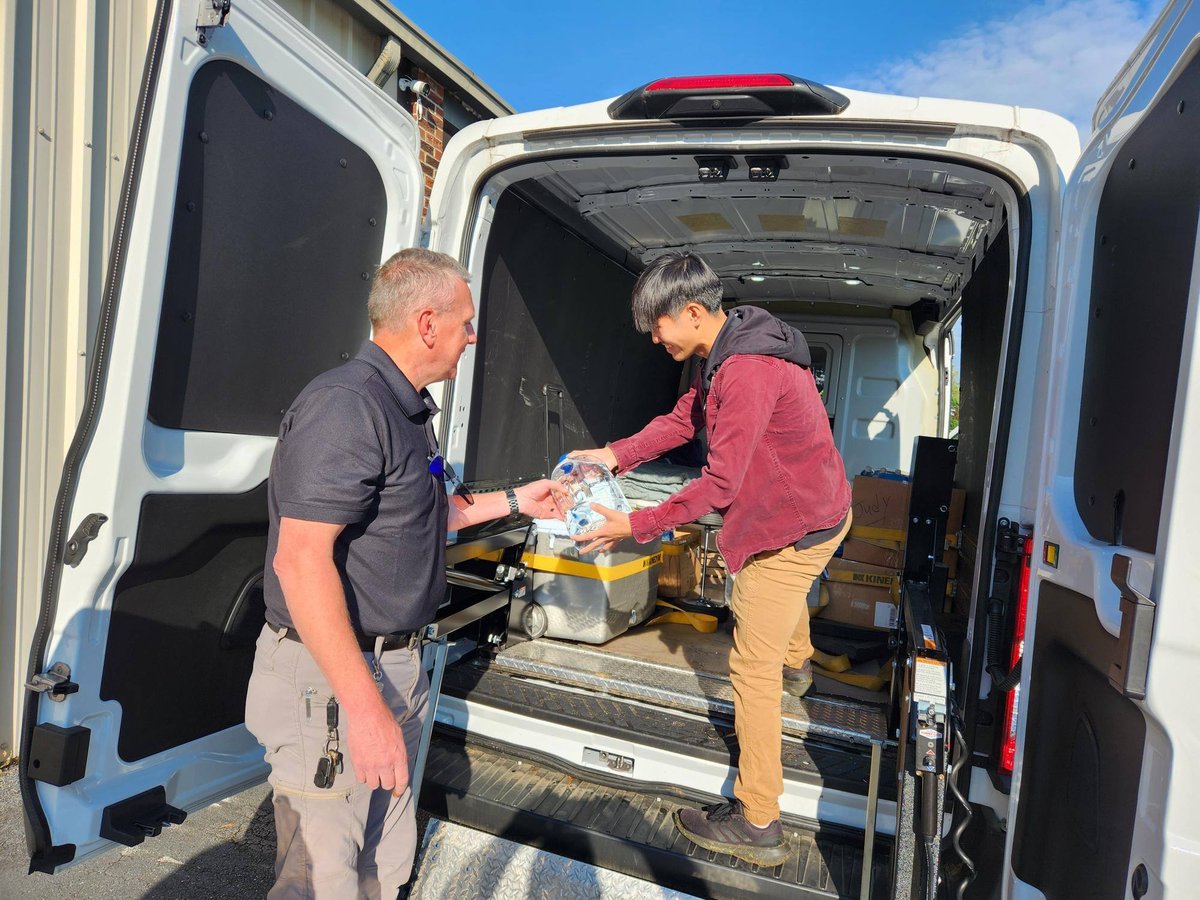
<box><xmin>487</xmin><ymin>621</ymin><xmax>889</xmax><ymax>750</ymax></box>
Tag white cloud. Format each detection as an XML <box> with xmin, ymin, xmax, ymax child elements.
<box><xmin>856</xmin><ymin>0</ymin><xmax>1161</xmax><ymax>137</ymax></box>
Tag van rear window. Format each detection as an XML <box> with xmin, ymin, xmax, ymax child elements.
<box><xmin>147</xmin><ymin>60</ymin><xmax>386</xmax><ymax>435</ymax></box>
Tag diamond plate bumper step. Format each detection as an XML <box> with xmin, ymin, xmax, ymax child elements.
<box><xmin>416</xmin><ymin>731</ymin><xmax>892</xmax><ymax>899</ymax></box>
<box><xmin>490</xmin><ymin>638</ymin><xmax>889</xmax><ymax>748</ymax></box>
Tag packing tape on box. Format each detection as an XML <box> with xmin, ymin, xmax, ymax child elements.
<box><xmin>521</xmin><ymin>550</ymin><xmax>663</xmax><ymax>582</ymax></box>
<box><xmin>848</xmin><ymin>525</ymin><xmax>907</xmax><ymax>544</ymax></box>
<box><xmin>825</xmin><ymin>567</ymin><xmax>902</xmax><ymax>598</ymax></box>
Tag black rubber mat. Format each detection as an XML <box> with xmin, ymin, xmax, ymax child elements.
<box><xmin>421</xmin><ymin>730</ymin><xmax>892</xmax><ymax>899</ymax></box>
<box><xmin>443</xmin><ymin>661</ymin><xmax>897</xmax><ymax>802</ymax></box>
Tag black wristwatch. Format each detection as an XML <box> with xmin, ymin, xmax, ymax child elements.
<box><xmin>505</xmin><ymin>487</ymin><xmax>520</xmax><ymax>515</ymax></box>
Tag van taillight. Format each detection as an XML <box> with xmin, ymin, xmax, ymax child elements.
<box><xmin>645</xmin><ymin>74</ymin><xmax>794</xmax><ymax>91</ymax></box>
<box><xmin>998</xmin><ymin>535</ymin><xmax>1033</xmax><ymax>775</ymax></box>
<box><xmin>607</xmin><ymin>74</ymin><xmax>850</xmax><ymax>121</ymax></box>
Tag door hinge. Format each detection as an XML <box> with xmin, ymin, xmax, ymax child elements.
<box><xmin>63</xmin><ymin>512</ymin><xmax>108</xmax><ymax>567</ymax></box>
<box><xmin>197</xmin><ymin>0</ymin><xmax>231</xmax><ymax>44</ymax></box>
<box><xmin>26</xmin><ymin>662</ymin><xmax>79</xmax><ymax>702</ymax></box>
<box><xmin>1109</xmin><ymin>553</ymin><xmax>1155</xmax><ymax>700</ymax></box>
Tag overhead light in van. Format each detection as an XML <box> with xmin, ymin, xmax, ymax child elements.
<box><xmin>740</xmin><ymin>274</ymin><xmax>767</xmax><ymax>283</ymax></box>
<box><xmin>607</xmin><ymin>74</ymin><xmax>851</xmax><ymax>121</ymax></box>
<box><xmin>746</xmin><ymin>156</ymin><xmax>787</xmax><ymax>182</ymax></box>
<box><xmin>844</xmin><ymin>278</ymin><xmax>864</xmax><ymax>286</ymax></box>
<box><xmin>696</xmin><ymin>156</ymin><xmax>734</xmax><ymax>182</ymax></box>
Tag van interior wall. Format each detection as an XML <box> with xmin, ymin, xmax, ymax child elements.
<box><xmin>955</xmin><ymin>228</ymin><xmax>1011</xmax><ymax>601</ymax></box>
<box><xmin>465</xmin><ymin>190</ymin><xmax>682</xmax><ymax>483</ymax></box>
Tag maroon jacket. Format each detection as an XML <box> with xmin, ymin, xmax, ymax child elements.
<box><xmin>610</xmin><ymin>307</ymin><xmax>850</xmax><ymax>573</ymax></box>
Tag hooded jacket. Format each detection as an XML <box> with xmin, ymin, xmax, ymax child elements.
<box><xmin>610</xmin><ymin>306</ymin><xmax>851</xmax><ymax>573</ymax></box>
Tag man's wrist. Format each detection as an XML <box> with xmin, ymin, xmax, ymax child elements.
<box><xmin>505</xmin><ymin>487</ymin><xmax>520</xmax><ymax>515</ymax></box>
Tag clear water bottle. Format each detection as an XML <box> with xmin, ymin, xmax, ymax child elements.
<box><xmin>551</xmin><ymin>455</ymin><xmax>633</xmax><ymax>537</ymax></box>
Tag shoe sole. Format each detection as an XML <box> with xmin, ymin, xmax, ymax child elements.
<box><xmin>783</xmin><ymin>679</ymin><xmax>813</xmax><ymax>699</ymax></box>
<box><xmin>672</xmin><ymin>810</ymin><xmax>792</xmax><ymax>868</ymax></box>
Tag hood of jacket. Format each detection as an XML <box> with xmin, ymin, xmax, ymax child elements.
<box><xmin>701</xmin><ymin>305</ymin><xmax>812</xmax><ymax>391</ymax></box>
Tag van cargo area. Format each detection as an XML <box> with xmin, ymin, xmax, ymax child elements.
<box><xmin>415</xmin><ymin>148</ymin><xmax>1022</xmax><ymax>897</ymax></box>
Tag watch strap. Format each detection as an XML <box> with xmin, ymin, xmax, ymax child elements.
<box><xmin>505</xmin><ymin>487</ymin><xmax>520</xmax><ymax>515</ymax></box>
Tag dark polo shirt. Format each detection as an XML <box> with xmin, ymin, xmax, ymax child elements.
<box><xmin>262</xmin><ymin>340</ymin><xmax>448</xmax><ymax>635</ymax></box>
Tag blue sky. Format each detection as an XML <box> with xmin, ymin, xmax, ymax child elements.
<box><xmin>396</xmin><ymin>0</ymin><xmax>1162</xmax><ymax>136</ymax></box>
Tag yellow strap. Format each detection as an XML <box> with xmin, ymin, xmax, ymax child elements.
<box><xmin>849</xmin><ymin>525</ymin><xmax>907</xmax><ymax>543</ymax></box>
<box><xmin>522</xmin><ymin>550</ymin><xmax>663</xmax><ymax>582</ymax></box>
<box><xmin>646</xmin><ymin>601</ymin><xmax>718</xmax><ymax>633</ymax></box>
<box><xmin>945</xmin><ymin>533</ymin><xmax>959</xmax><ymax>549</ymax></box>
<box><xmin>810</xmin><ymin>649</ymin><xmax>851</xmax><ymax>673</ymax></box>
<box><xmin>812</xmin><ymin>663</ymin><xmax>892</xmax><ymax>691</ymax></box>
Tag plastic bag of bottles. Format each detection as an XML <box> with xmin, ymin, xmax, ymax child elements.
<box><xmin>551</xmin><ymin>455</ymin><xmax>633</xmax><ymax>537</ymax></box>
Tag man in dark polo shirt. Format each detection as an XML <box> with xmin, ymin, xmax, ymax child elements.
<box><xmin>245</xmin><ymin>248</ymin><xmax>561</xmax><ymax>899</ymax></box>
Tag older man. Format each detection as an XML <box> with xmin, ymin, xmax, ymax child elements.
<box><xmin>245</xmin><ymin>248</ymin><xmax>560</xmax><ymax>898</ymax></box>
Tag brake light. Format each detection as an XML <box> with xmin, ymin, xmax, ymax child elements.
<box><xmin>998</xmin><ymin>535</ymin><xmax>1033</xmax><ymax>775</ymax></box>
<box><xmin>645</xmin><ymin>74</ymin><xmax>794</xmax><ymax>91</ymax></box>
<box><xmin>607</xmin><ymin>74</ymin><xmax>850</xmax><ymax>121</ymax></box>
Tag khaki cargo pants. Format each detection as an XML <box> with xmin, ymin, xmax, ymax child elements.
<box><xmin>729</xmin><ymin>514</ymin><xmax>852</xmax><ymax>824</ymax></box>
<box><xmin>244</xmin><ymin>623</ymin><xmax>429</xmax><ymax>899</ymax></box>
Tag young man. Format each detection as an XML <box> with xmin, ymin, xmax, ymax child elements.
<box><xmin>246</xmin><ymin>248</ymin><xmax>561</xmax><ymax>898</ymax></box>
<box><xmin>575</xmin><ymin>252</ymin><xmax>851</xmax><ymax>866</ymax></box>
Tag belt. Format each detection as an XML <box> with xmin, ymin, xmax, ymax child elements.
<box><xmin>268</xmin><ymin>622</ymin><xmax>421</xmax><ymax>652</ymax></box>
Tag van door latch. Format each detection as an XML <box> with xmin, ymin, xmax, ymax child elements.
<box><xmin>196</xmin><ymin>0</ymin><xmax>231</xmax><ymax>44</ymax></box>
<box><xmin>63</xmin><ymin>513</ymin><xmax>108</xmax><ymax>567</ymax></box>
<box><xmin>1109</xmin><ymin>553</ymin><xmax>1155</xmax><ymax>700</ymax></box>
<box><xmin>26</xmin><ymin>662</ymin><xmax>79</xmax><ymax>702</ymax></box>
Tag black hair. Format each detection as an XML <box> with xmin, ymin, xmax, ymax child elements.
<box><xmin>630</xmin><ymin>252</ymin><xmax>723</xmax><ymax>332</ymax></box>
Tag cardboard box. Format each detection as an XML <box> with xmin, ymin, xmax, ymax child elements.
<box><xmin>942</xmin><ymin>547</ymin><xmax>959</xmax><ymax>579</ymax></box>
<box><xmin>946</xmin><ymin>488</ymin><xmax>966</xmax><ymax>536</ymax></box>
<box><xmin>659</xmin><ymin>532</ymin><xmax>700</xmax><ymax>598</ymax></box>
<box><xmin>819</xmin><ymin>582</ymin><xmax>899</xmax><ymax>631</ymax></box>
<box><xmin>851</xmin><ymin>475</ymin><xmax>911</xmax><ymax>536</ymax></box>
<box><xmin>818</xmin><ymin>557</ymin><xmax>901</xmax><ymax>631</ymax></box>
<box><xmin>840</xmin><ymin>537</ymin><xmax>904</xmax><ymax>570</ymax></box>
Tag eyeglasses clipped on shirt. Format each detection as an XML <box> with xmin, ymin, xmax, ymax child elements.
<box><xmin>428</xmin><ymin>454</ymin><xmax>474</xmax><ymax>506</ymax></box>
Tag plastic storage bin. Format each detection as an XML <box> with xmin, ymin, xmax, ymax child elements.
<box><xmin>523</xmin><ymin>518</ymin><xmax>661</xmax><ymax>643</ymax></box>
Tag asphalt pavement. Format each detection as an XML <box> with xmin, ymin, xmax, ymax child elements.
<box><xmin>2</xmin><ymin>768</ymin><xmax>276</xmax><ymax>899</ymax></box>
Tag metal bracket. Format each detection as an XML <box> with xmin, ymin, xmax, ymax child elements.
<box><xmin>63</xmin><ymin>513</ymin><xmax>108</xmax><ymax>567</ymax></box>
<box><xmin>1108</xmin><ymin>553</ymin><xmax>1156</xmax><ymax>699</ymax></box>
<box><xmin>26</xmin><ymin>662</ymin><xmax>79</xmax><ymax>702</ymax></box>
<box><xmin>196</xmin><ymin>0</ymin><xmax>231</xmax><ymax>44</ymax></box>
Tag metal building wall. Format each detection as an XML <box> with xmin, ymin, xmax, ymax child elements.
<box><xmin>0</xmin><ymin>0</ymin><xmax>158</xmax><ymax>764</ymax></box>
<box><xmin>0</xmin><ymin>0</ymin><xmax>389</xmax><ymax>761</ymax></box>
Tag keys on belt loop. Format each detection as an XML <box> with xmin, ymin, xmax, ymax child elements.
<box><xmin>314</xmin><ymin>696</ymin><xmax>343</xmax><ymax>789</ymax></box>
<box><xmin>371</xmin><ymin>634</ymin><xmax>385</xmax><ymax>685</ymax></box>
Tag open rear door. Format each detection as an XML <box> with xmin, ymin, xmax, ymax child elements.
<box><xmin>19</xmin><ymin>0</ymin><xmax>424</xmax><ymax>872</ymax></box>
<box><xmin>1006</xmin><ymin>2</ymin><xmax>1200</xmax><ymax>895</ymax></box>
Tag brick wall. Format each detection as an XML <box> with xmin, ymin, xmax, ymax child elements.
<box><xmin>406</xmin><ymin>66</ymin><xmax>446</xmax><ymax>214</ymax></box>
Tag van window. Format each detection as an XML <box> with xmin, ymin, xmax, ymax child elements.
<box><xmin>147</xmin><ymin>60</ymin><xmax>386</xmax><ymax>436</ymax></box>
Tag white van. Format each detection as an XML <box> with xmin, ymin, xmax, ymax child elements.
<box><xmin>17</xmin><ymin>0</ymin><xmax>1200</xmax><ymax>897</ymax></box>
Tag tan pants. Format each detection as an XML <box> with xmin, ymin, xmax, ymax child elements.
<box><xmin>244</xmin><ymin>624</ymin><xmax>429</xmax><ymax>899</ymax></box>
<box><xmin>728</xmin><ymin>513</ymin><xmax>852</xmax><ymax>824</ymax></box>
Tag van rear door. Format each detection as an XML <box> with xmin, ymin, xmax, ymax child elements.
<box><xmin>1005</xmin><ymin>2</ymin><xmax>1200</xmax><ymax>894</ymax></box>
<box><xmin>19</xmin><ymin>0</ymin><xmax>424</xmax><ymax>872</ymax></box>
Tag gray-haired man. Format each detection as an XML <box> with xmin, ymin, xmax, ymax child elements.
<box><xmin>245</xmin><ymin>248</ymin><xmax>561</xmax><ymax>898</ymax></box>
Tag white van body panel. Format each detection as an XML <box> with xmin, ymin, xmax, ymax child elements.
<box><xmin>24</xmin><ymin>0</ymin><xmax>424</xmax><ymax>867</ymax></box>
<box><xmin>1007</xmin><ymin>1</ymin><xmax>1200</xmax><ymax>894</ymax></box>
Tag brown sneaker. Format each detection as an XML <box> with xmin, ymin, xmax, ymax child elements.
<box><xmin>782</xmin><ymin>660</ymin><xmax>813</xmax><ymax>698</ymax></box>
<box><xmin>673</xmin><ymin>800</ymin><xmax>791</xmax><ymax>867</ymax></box>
